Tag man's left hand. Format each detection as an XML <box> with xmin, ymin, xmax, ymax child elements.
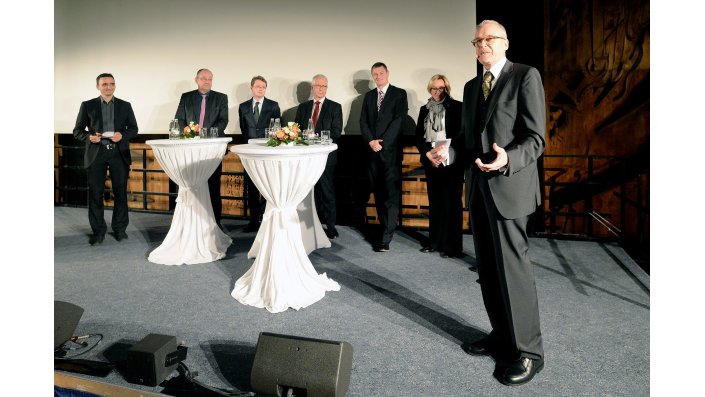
<box><xmin>475</xmin><ymin>142</ymin><xmax>507</xmax><ymax>172</ymax></box>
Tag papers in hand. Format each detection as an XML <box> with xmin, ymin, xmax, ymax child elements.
<box><xmin>432</xmin><ymin>139</ymin><xmax>454</xmax><ymax>166</ymax></box>
<box><xmin>101</xmin><ymin>131</ymin><xmax>115</xmax><ymax>138</ymax></box>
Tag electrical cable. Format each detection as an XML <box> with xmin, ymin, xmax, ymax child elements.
<box><xmin>174</xmin><ymin>362</ymin><xmax>256</xmax><ymax>397</ymax></box>
<box><xmin>55</xmin><ymin>333</ymin><xmax>104</xmax><ymax>358</ymax></box>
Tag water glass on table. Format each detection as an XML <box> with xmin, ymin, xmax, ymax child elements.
<box><xmin>320</xmin><ymin>130</ymin><xmax>331</xmax><ymax>144</ymax></box>
<box><xmin>199</xmin><ymin>126</ymin><xmax>207</xmax><ymax>139</ymax></box>
<box><xmin>169</xmin><ymin>119</ymin><xmax>180</xmax><ymax>139</ymax></box>
<box><xmin>209</xmin><ymin>127</ymin><xmax>218</xmax><ymax>138</ymax></box>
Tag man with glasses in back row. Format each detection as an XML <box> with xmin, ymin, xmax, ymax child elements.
<box><xmin>439</xmin><ymin>20</ymin><xmax>546</xmax><ymax>386</ymax></box>
<box><xmin>294</xmin><ymin>74</ymin><xmax>343</xmax><ymax>239</ymax></box>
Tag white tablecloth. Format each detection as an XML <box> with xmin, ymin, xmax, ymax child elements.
<box><xmin>230</xmin><ymin>142</ymin><xmax>340</xmax><ymax>313</ymax></box>
<box><xmin>146</xmin><ymin>138</ymin><xmax>232</xmax><ymax>265</ymax></box>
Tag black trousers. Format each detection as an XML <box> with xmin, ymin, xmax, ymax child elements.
<box><xmin>315</xmin><ymin>154</ymin><xmax>337</xmax><ymax>229</ymax></box>
<box><xmin>469</xmin><ymin>171</ymin><xmax>544</xmax><ymax>360</ymax></box>
<box><xmin>86</xmin><ymin>145</ymin><xmax>129</xmax><ymax>236</ymax></box>
<box><xmin>368</xmin><ymin>149</ymin><xmax>401</xmax><ymax>244</ymax></box>
<box><xmin>423</xmin><ymin>160</ymin><xmax>464</xmax><ymax>254</ymax></box>
<box><xmin>208</xmin><ymin>162</ymin><xmax>223</xmax><ymax>225</ymax></box>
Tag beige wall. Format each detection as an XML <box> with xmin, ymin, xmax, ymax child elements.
<box><xmin>55</xmin><ymin>0</ymin><xmax>476</xmax><ymax>134</ymax></box>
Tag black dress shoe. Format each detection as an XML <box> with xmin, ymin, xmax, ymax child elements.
<box><xmin>374</xmin><ymin>243</ymin><xmax>390</xmax><ymax>252</ymax></box>
<box><xmin>114</xmin><ymin>231</ymin><xmax>128</xmax><ymax>241</ymax></box>
<box><xmin>325</xmin><ymin>228</ymin><xmax>339</xmax><ymax>239</ymax></box>
<box><xmin>500</xmin><ymin>357</ymin><xmax>544</xmax><ymax>386</ymax></box>
<box><xmin>243</xmin><ymin>223</ymin><xmax>260</xmax><ymax>233</ymax></box>
<box><xmin>461</xmin><ymin>337</ymin><xmax>497</xmax><ymax>356</ymax></box>
<box><xmin>419</xmin><ymin>246</ymin><xmax>435</xmax><ymax>253</ymax></box>
<box><xmin>89</xmin><ymin>234</ymin><xmax>105</xmax><ymax>245</ymax></box>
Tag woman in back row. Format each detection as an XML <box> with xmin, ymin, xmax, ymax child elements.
<box><xmin>415</xmin><ymin>74</ymin><xmax>464</xmax><ymax>258</ymax></box>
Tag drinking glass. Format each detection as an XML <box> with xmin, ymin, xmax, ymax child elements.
<box><xmin>320</xmin><ymin>130</ymin><xmax>331</xmax><ymax>144</ymax></box>
<box><xmin>273</xmin><ymin>118</ymin><xmax>281</xmax><ymax>131</ymax></box>
<box><xmin>169</xmin><ymin>119</ymin><xmax>180</xmax><ymax>139</ymax></box>
<box><xmin>199</xmin><ymin>126</ymin><xmax>207</xmax><ymax>139</ymax></box>
<box><xmin>209</xmin><ymin>127</ymin><xmax>218</xmax><ymax>138</ymax></box>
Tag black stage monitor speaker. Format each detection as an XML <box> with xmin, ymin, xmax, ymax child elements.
<box><xmin>251</xmin><ymin>332</ymin><xmax>353</xmax><ymax>397</ymax></box>
<box><xmin>54</xmin><ymin>301</ymin><xmax>84</xmax><ymax>351</ymax></box>
<box><xmin>126</xmin><ymin>334</ymin><xmax>181</xmax><ymax>387</ymax></box>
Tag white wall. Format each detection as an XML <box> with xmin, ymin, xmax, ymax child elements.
<box><xmin>55</xmin><ymin>0</ymin><xmax>476</xmax><ymax>134</ymax></box>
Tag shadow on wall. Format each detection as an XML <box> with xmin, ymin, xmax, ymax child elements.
<box><xmin>150</xmin><ymin>80</ymin><xmax>193</xmax><ymax>133</ymax></box>
<box><xmin>345</xmin><ymin>70</ymin><xmax>373</xmax><ymax>135</ymax></box>
<box><xmin>281</xmin><ymin>81</ymin><xmax>312</xmax><ymax>124</ymax></box>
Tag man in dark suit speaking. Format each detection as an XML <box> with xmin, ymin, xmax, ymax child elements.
<box><xmin>360</xmin><ymin>62</ymin><xmax>408</xmax><ymax>252</ymax></box>
<box><xmin>238</xmin><ymin>76</ymin><xmax>281</xmax><ymax>232</ymax></box>
<box><xmin>294</xmin><ymin>74</ymin><xmax>343</xmax><ymax>239</ymax></box>
<box><xmin>73</xmin><ymin>73</ymin><xmax>138</xmax><ymax>245</ymax></box>
<box><xmin>454</xmin><ymin>20</ymin><xmax>546</xmax><ymax>386</ymax></box>
<box><xmin>174</xmin><ymin>68</ymin><xmax>229</xmax><ymax>227</ymax></box>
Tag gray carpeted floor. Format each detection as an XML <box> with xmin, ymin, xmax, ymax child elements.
<box><xmin>54</xmin><ymin>206</ymin><xmax>649</xmax><ymax>396</ymax></box>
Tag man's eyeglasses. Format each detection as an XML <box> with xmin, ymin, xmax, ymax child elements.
<box><xmin>313</xmin><ymin>85</ymin><xmax>328</xmax><ymax>88</ymax></box>
<box><xmin>430</xmin><ymin>87</ymin><xmax>446</xmax><ymax>92</ymax></box>
<box><xmin>471</xmin><ymin>36</ymin><xmax>506</xmax><ymax>47</ymax></box>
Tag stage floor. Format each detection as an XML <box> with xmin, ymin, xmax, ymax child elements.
<box><xmin>54</xmin><ymin>206</ymin><xmax>649</xmax><ymax>396</ymax></box>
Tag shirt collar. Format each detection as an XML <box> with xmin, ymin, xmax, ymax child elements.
<box><xmin>313</xmin><ymin>97</ymin><xmax>326</xmax><ymax>105</ymax></box>
<box><xmin>485</xmin><ymin>57</ymin><xmax>508</xmax><ymax>80</ymax></box>
<box><xmin>99</xmin><ymin>96</ymin><xmax>114</xmax><ymax>104</ymax></box>
<box><xmin>377</xmin><ymin>83</ymin><xmax>390</xmax><ymax>94</ymax></box>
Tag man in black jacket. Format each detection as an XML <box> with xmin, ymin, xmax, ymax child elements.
<box><xmin>174</xmin><ymin>68</ymin><xmax>229</xmax><ymax>227</ymax></box>
<box><xmin>294</xmin><ymin>74</ymin><xmax>343</xmax><ymax>239</ymax></box>
<box><xmin>73</xmin><ymin>73</ymin><xmax>138</xmax><ymax>245</ymax></box>
<box><xmin>359</xmin><ymin>62</ymin><xmax>408</xmax><ymax>252</ymax></box>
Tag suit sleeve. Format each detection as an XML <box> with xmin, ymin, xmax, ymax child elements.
<box><xmin>330</xmin><ymin>103</ymin><xmax>343</xmax><ymax>142</ymax></box>
<box><xmin>294</xmin><ymin>104</ymin><xmax>305</xmax><ymax>127</ymax></box>
<box><xmin>504</xmin><ymin>68</ymin><xmax>546</xmax><ymax>175</ymax></box>
<box><xmin>238</xmin><ymin>104</ymin><xmax>247</xmax><ymax>136</ymax></box>
<box><xmin>72</xmin><ymin>102</ymin><xmax>93</xmax><ymax>142</ymax></box>
<box><xmin>382</xmin><ymin>89</ymin><xmax>408</xmax><ymax>143</ymax></box>
<box><xmin>359</xmin><ymin>93</ymin><xmax>374</xmax><ymax>144</ymax></box>
<box><xmin>121</xmin><ymin>102</ymin><xmax>139</xmax><ymax>139</ymax></box>
<box><xmin>415</xmin><ymin>107</ymin><xmax>432</xmax><ymax>157</ymax></box>
<box><xmin>215</xmin><ymin>94</ymin><xmax>229</xmax><ymax>134</ymax></box>
<box><xmin>175</xmin><ymin>94</ymin><xmax>187</xmax><ymax>130</ymax></box>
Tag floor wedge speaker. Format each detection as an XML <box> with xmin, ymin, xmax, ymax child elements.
<box><xmin>54</xmin><ymin>301</ymin><xmax>84</xmax><ymax>351</ymax></box>
<box><xmin>126</xmin><ymin>334</ymin><xmax>178</xmax><ymax>386</ymax></box>
<box><xmin>251</xmin><ymin>332</ymin><xmax>353</xmax><ymax>397</ymax></box>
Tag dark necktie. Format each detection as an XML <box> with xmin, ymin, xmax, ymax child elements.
<box><xmin>312</xmin><ymin>101</ymin><xmax>321</xmax><ymax>129</ymax></box>
<box><xmin>377</xmin><ymin>90</ymin><xmax>384</xmax><ymax>111</ymax></box>
<box><xmin>254</xmin><ymin>101</ymin><xmax>260</xmax><ymax>123</ymax></box>
<box><xmin>482</xmin><ymin>71</ymin><xmax>494</xmax><ymax>100</ymax></box>
<box><xmin>199</xmin><ymin>94</ymin><xmax>206</xmax><ymax>127</ymax></box>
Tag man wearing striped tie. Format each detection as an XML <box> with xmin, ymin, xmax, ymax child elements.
<box><xmin>359</xmin><ymin>62</ymin><xmax>408</xmax><ymax>252</ymax></box>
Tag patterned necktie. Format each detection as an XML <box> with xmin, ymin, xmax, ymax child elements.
<box><xmin>482</xmin><ymin>71</ymin><xmax>494</xmax><ymax>100</ymax></box>
<box><xmin>199</xmin><ymin>94</ymin><xmax>206</xmax><ymax>127</ymax></box>
<box><xmin>377</xmin><ymin>90</ymin><xmax>384</xmax><ymax>111</ymax></box>
<box><xmin>312</xmin><ymin>101</ymin><xmax>321</xmax><ymax>129</ymax></box>
<box><xmin>254</xmin><ymin>101</ymin><xmax>260</xmax><ymax>123</ymax></box>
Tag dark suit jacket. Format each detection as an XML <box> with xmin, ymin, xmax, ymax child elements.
<box><xmin>415</xmin><ymin>97</ymin><xmax>463</xmax><ymax>166</ymax></box>
<box><xmin>238</xmin><ymin>98</ymin><xmax>281</xmax><ymax>139</ymax></box>
<box><xmin>360</xmin><ymin>85</ymin><xmax>408</xmax><ymax>149</ymax></box>
<box><xmin>462</xmin><ymin>59</ymin><xmax>546</xmax><ymax>219</ymax></box>
<box><xmin>175</xmin><ymin>90</ymin><xmax>229</xmax><ymax>135</ymax></box>
<box><xmin>294</xmin><ymin>99</ymin><xmax>343</xmax><ymax>143</ymax></box>
<box><xmin>72</xmin><ymin>97</ymin><xmax>139</xmax><ymax>168</ymax></box>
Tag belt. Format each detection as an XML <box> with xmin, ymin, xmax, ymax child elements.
<box><xmin>101</xmin><ymin>143</ymin><xmax>116</xmax><ymax>150</ymax></box>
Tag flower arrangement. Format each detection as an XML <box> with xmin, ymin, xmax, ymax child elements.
<box><xmin>181</xmin><ymin>121</ymin><xmax>202</xmax><ymax>139</ymax></box>
<box><xmin>266</xmin><ymin>122</ymin><xmax>308</xmax><ymax>147</ymax></box>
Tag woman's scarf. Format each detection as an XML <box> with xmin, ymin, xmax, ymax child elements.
<box><xmin>424</xmin><ymin>96</ymin><xmax>446</xmax><ymax>142</ymax></box>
